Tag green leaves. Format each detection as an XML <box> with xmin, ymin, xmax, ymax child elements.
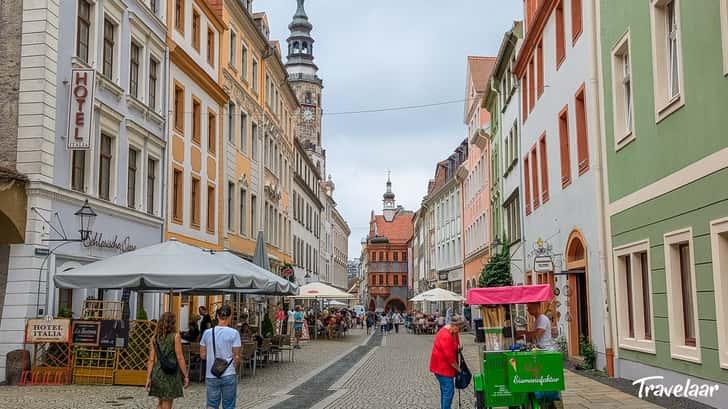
<box><xmin>478</xmin><ymin>240</ymin><xmax>513</xmax><ymax>288</ymax></box>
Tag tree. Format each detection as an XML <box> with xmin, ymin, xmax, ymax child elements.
<box><xmin>478</xmin><ymin>240</ymin><xmax>513</xmax><ymax>288</ymax></box>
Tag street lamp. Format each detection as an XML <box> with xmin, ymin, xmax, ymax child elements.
<box><xmin>491</xmin><ymin>236</ymin><xmax>503</xmax><ymax>255</ymax></box>
<box><xmin>74</xmin><ymin>199</ymin><xmax>97</xmax><ymax>242</ymax></box>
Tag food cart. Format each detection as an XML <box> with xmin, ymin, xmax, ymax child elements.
<box><xmin>467</xmin><ymin>284</ymin><xmax>564</xmax><ymax>409</ymax></box>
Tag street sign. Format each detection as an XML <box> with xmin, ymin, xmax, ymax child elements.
<box><xmin>533</xmin><ymin>255</ymin><xmax>554</xmax><ymax>272</ymax></box>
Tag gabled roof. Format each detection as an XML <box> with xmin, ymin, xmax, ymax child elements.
<box><xmin>467</xmin><ymin>56</ymin><xmax>497</xmax><ymax>93</ymax></box>
<box><xmin>370</xmin><ymin>213</ymin><xmax>414</xmax><ymax>245</ymax></box>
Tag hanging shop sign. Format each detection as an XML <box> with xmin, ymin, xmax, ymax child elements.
<box><xmin>66</xmin><ymin>68</ymin><xmax>96</xmax><ymax>150</ymax></box>
<box><xmin>71</xmin><ymin>320</ymin><xmax>101</xmax><ymax>346</ymax></box>
<box><xmin>25</xmin><ymin>318</ymin><xmax>71</xmax><ymax>343</ymax></box>
<box><xmin>533</xmin><ymin>255</ymin><xmax>554</xmax><ymax>273</ymax></box>
<box><xmin>438</xmin><ymin>271</ymin><xmax>449</xmax><ymax>281</ymax></box>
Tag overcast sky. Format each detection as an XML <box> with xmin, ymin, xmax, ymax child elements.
<box><xmin>255</xmin><ymin>0</ymin><xmax>522</xmax><ymax>257</ymax></box>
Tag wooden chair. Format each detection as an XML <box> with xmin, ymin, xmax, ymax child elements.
<box><xmin>239</xmin><ymin>342</ymin><xmax>257</xmax><ymax>378</ymax></box>
<box><xmin>278</xmin><ymin>335</ymin><xmax>294</xmax><ymax>362</ymax></box>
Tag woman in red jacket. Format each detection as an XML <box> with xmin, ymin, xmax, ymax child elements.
<box><xmin>429</xmin><ymin>315</ymin><xmax>465</xmax><ymax>409</ymax></box>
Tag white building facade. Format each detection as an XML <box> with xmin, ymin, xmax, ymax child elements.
<box><xmin>292</xmin><ymin>139</ymin><xmax>322</xmax><ymax>285</ymax></box>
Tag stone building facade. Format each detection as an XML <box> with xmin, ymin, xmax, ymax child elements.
<box><xmin>292</xmin><ymin>138</ymin><xmax>322</xmax><ymax>285</ymax></box>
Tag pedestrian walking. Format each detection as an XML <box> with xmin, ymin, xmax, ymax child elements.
<box><xmin>379</xmin><ymin>313</ymin><xmax>388</xmax><ymax>335</ymax></box>
<box><xmin>274</xmin><ymin>305</ymin><xmax>286</xmax><ymax>335</ymax></box>
<box><xmin>366</xmin><ymin>310</ymin><xmax>375</xmax><ymax>334</ymax></box>
<box><xmin>145</xmin><ymin>312</ymin><xmax>189</xmax><ymax>409</ymax></box>
<box><xmin>429</xmin><ymin>315</ymin><xmax>465</xmax><ymax>409</ymax></box>
<box><xmin>392</xmin><ymin>311</ymin><xmax>402</xmax><ymax>334</ymax></box>
<box><xmin>293</xmin><ymin>305</ymin><xmax>304</xmax><ymax>348</ymax></box>
<box><xmin>200</xmin><ymin>305</ymin><xmax>241</xmax><ymax>409</ymax></box>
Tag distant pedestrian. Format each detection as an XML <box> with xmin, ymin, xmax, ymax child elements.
<box><xmin>198</xmin><ymin>305</ymin><xmax>212</xmax><ymax>341</ymax></box>
<box><xmin>274</xmin><ymin>305</ymin><xmax>286</xmax><ymax>335</ymax></box>
<box><xmin>379</xmin><ymin>314</ymin><xmax>388</xmax><ymax>335</ymax></box>
<box><xmin>200</xmin><ymin>305</ymin><xmax>241</xmax><ymax>409</ymax></box>
<box><xmin>146</xmin><ymin>312</ymin><xmax>189</xmax><ymax>409</ymax></box>
<box><xmin>366</xmin><ymin>311</ymin><xmax>375</xmax><ymax>334</ymax></box>
<box><xmin>293</xmin><ymin>305</ymin><xmax>304</xmax><ymax>349</ymax></box>
<box><xmin>445</xmin><ymin>306</ymin><xmax>452</xmax><ymax>325</ymax></box>
<box><xmin>429</xmin><ymin>315</ymin><xmax>465</xmax><ymax>409</ymax></box>
<box><xmin>392</xmin><ymin>311</ymin><xmax>403</xmax><ymax>334</ymax></box>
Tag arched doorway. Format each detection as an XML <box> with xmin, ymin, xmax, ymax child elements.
<box><xmin>565</xmin><ymin>230</ymin><xmax>590</xmax><ymax>359</ymax></box>
<box><xmin>368</xmin><ymin>299</ymin><xmax>375</xmax><ymax>312</ymax></box>
<box><xmin>385</xmin><ymin>298</ymin><xmax>406</xmax><ymax>313</ymax></box>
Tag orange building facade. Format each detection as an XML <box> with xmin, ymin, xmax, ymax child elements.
<box><xmin>461</xmin><ymin>57</ymin><xmax>496</xmax><ymax>293</ymax></box>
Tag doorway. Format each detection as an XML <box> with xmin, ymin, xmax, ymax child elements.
<box><xmin>565</xmin><ymin>230</ymin><xmax>590</xmax><ymax>359</ymax></box>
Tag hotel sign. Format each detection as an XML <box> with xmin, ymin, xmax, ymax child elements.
<box><xmin>66</xmin><ymin>68</ymin><xmax>95</xmax><ymax>150</ymax></box>
<box><xmin>25</xmin><ymin>318</ymin><xmax>71</xmax><ymax>343</ymax></box>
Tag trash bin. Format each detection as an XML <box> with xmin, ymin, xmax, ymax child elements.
<box><xmin>473</xmin><ymin>318</ymin><xmax>484</xmax><ymax>343</ymax></box>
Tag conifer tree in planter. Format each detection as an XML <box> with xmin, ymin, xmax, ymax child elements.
<box><xmin>478</xmin><ymin>240</ymin><xmax>513</xmax><ymax>288</ymax></box>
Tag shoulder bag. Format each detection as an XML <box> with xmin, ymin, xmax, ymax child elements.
<box><xmin>154</xmin><ymin>335</ymin><xmax>179</xmax><ymax>375</ymax></box>
<box><xmin>454</xmin><ymin>351</ymin><xmax>472</xmax><ymax>389</ymax></box>
<box><xmin>210</xmin><ymin>327</ymin><xmax>232</xmax><ymax>378</ymax></box>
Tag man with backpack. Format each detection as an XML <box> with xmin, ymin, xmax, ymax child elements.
<box><xmin>200</xmin><ymin>305</ymin><xmax>241</xmax><ymax>409</ymax></box>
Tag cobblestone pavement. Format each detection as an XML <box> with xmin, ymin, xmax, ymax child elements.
<box><xmin>0</xmin><ymin>329</ymin><xmax>368</xmax><ymax>409</ymax></box>
<box><xmin>322</xmin><ymin>330</ymin><xmax>662</xmax><ymax>409</ymax></box>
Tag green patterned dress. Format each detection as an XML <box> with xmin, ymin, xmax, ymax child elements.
<box><xmin>149</xmin><ymin>333</ymin><xmax>184</xmax><ymax>400</ymax></box>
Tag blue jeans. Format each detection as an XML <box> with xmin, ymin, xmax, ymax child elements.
<box><xmin>206</xmin><ymin>374</ymin><xmax>236</xmax><ymax>409</ymax></box>
<box><xmin>435</xmin><ymin>374</ymin><xmax>454</xmax><ymax>409</ymax></box>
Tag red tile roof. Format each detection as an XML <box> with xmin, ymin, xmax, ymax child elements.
<box><xmin>467</xmin><ymin>56</ymin><xmax>497</xmax><ymax>93</ymax></box>
<box><xmin>372</xmin><ymin>213</ymin><xmax>413</xmax><ymax>244</ymax></box>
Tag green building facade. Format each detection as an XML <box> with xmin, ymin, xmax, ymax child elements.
<box><xmin>599</xmin><ymin>0</ymin><xmax>728</xmax><ymax>405</ymax></box>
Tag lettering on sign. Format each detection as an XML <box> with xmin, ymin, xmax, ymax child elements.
<box><xmin>71</xmin><ymin>320</ymin><xmax>101</xmax><ymax>346</ymax></box>
<box><xmin>25</xmin><ymin>319</ymin><xmax>71</xmax><ymax>343</ymax></box>
<box><xmin>533</xmin><ymin>255</ymin><xmax>554</xmax><ymax>273</ymax></box>
<box><xmin>66</xmin><ymin>69</ymin><xmax>95</xmax><ymax>150</ymax></box>
<box><xmin>83</xmin><ymin>233</ymin><xmax>137</xmax><ymax>252</ymax></box>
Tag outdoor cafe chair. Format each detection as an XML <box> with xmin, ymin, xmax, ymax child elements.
<box><xmin>278</xmin><ymin>335</ymin><xmax>294</xmax><ymax>362</ymax></box>
<box><xmin>257</xmin><ymin>338</ymin><xmax>272</xmax><ymax>367</ymax></box>
<box><xmin>239</xmin><ymin>342</ymin><xmax>257</xmax><ymax>378</ymax></box>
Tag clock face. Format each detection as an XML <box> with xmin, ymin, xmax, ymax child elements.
<box><xmin>302</xmin><ymin>108</ymin><xmax>314</xmax><ymax>122</ymax></box>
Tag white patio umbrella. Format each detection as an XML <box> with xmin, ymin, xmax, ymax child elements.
<box><xmin>292</xmin><ymin>282</ymin><xmax>356</xmax><ymax>300</ymax></box>
<box><xmin>53</xmin><ymin>239</ymin><xmax>298</xmax><ymax>295</ymax></box>
<box><xmin>409</xmin><ymin>287</ymin><xmax>464</xmax><ymax>302</ymax></box>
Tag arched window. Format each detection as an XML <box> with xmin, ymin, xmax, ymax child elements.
<box><xmin>302</xmin><ymin>42</ymin><xmax>308</xmax><ymax>53</ymax></box>
<box><xmin>293</xmin><ymin>41</ymin><xmax>300</xmax><ymax>53</ymax></box>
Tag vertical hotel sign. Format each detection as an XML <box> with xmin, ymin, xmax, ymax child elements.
<box><xmin>66</xmin><ymin>69</ymin><xmax>95</xmax><ymax>150</ymax></box>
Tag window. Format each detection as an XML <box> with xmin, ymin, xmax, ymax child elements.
<box><xmin>227</xmin><ymin>102</ymin><xmax>235</xmax><ymax>142</ymax></box>
<box><xmin>240</xmin><ymin>111</ymin><xmax>247</xmax><ymax>153</ymax></box>
<box><xmin>521</xmin><ymin>72</ymin><xmax>529</xmax><ymax>122</ymax></box>
<box><xmin>504</xmin><ymin>193</ymin><xmax>521</xmax><ymax>242</ymax></box>
<box><xmin>149</xmin><ymin>58</ymin><xmax>158</xmax><ymax>110</ymax></box>
<box><xmin>192</xmin><ymin>98</ymin><xmax>201</xmax><ymax>144</ymax></box>
<box><xmin>146</xmin><ymin>158</ymin><xmax>156</xmax><ymax>215</ymax></box>
<box><xmin>103</xmin><ymin>18</ymin><xmax>115</xmax><ymax>79</ymax></box>
<box><xmin>172</xmin><ymin>168</ymin><xmax>183</xmax><ymax>222</ymax></box>
<box><xmin>537</xmin><ymin>40</ymin><xmax>544</xmax><ymax>97</ymax></box>
<box><xmin>558</xmin><ymin>106</ymin><xmax>572</xmax><ymax>188</ymax></box>
<box><xmin>571</xmin><ymin>0</ymin><xmax>583</xmax><ymax>42</ymax></box>
<box><xmin>251</xmin><ymin>122</ymin><xmax>258</xmax><ymax>158</ymax></box>
<box><xmin>127</xmin><ymin>149</ymin><xmax>138</xmax><ymax>208</ymax></box>
<box><xmin>229</xmin><ymin>30</ymin><xmax>237</xmax><ymax>67</ymax></box>
<box><xmin>524</xmin><ymin>154</ymin><xmax>531</xmax><ymax>215</ymax></box>
<box><xmin>252</xmin><ymin>58</ymin><xmax>259</xmax><ymax>92</ymax></box>
<box><xmin>721</xmin><ymin>0</ymin><xmax>728</xmax><ymax>76</ymax></box>
<box><xmin>250</xmin><ymin>194</ymin><xmax>257</xmax><ymax>236</ymax></box>
<box><xmin>174</xmin><ymin>84</ymin><xmax>184</xmax><ymax>132</ymax></box>
<box><xmin>393</xmin><ymin>275</ymin><xmax>399</xmax><ymax>286</ymax></box>
<box><xmin>239</xmin><ymin>188</ymin><xmax>246</xmax><ymax>235</ymax></box>
<box><xmin>530</xmin><ymin>147</ymin><xmax>539</xmax><ymax>210</ymax></box>
<box><xmin>710</xmin><ymin>218</ymin><xmax>728</xmax><ymax>369</ymax></box>
<box><xmin>393</xmin><ymin>252</ymin><xmax>399</xmax><ymax>262</ymax></box>
<box><xmin>98</xmin><ymin>134</ymin><xmax>113</xmax><ymax>201</ymax></box>
<box><xmin>575</xmin><ymin>86</ymin><xmax>589</xmax><ymax>174</ymax></box>
<box><xmin>208</xmin><ymin>111</ymin><xmax>216</xmax><ymax>153</ymax></box>
<box><xmin>555</xmin><ymin>0</ymin><xmax>566</xmax><ymax>67</ymax></box>
<box><xmin>227</xmin><ymin>182</ymin><xmax>234</xmax><ymax>231</ymax></box>
<box><xmin>650</xmin><ymin>0</ymin><xmax>684</xmax><ymax>121</ymax></box>
<box><xmin>528</xmin><ymin>60</ymin><xmax>535</xmax><ymax>111</ymax></box>
<box><xmin>191</xmin><ymin>177</ymin><xmax>200</xmax><ymax>227</ymax></box>
<box><xmin>150</xmin><ymin>0</ymin><xmax>158</xmax><ymax>14</ymax></box>
<box><xmin>664</xmin><ymin>229</ymin><xmax>700</xmax><ymax>362</ymax></box>
<box><xmin>192</xmin><ymin>10</ymin><xmax>200</xmax><ymax>50</ymax></box>
<box><xmin>129</xmin><ymin>43</ymin><xmax>140</xmax><ymax>98</ymax></box>
<box><xmin>611</xmin><ymin>32</ymin><xmax>634</xmax><ymax>149</ymax></box>
<box><xmin>76</xmin><ymin>0</ymin><xmax>91</xmax><ymax>63</ymax></box>
<box><xmin>614</xmin><ymin>241</ymin><xmax>654</xmax><ymax>352</ymax></box>
<box><xmin>207</xmin><ymin>27</ymin><xmax>215</xmax><ymax>66</ymax></box>
<box><xmin>175</xmin><ymin>0</ymin><xmax>184</xmax><ymax>32</ymax></box>
<box><xmin>71</xmin><ymin>151</ymin><xmax>86</xmax><ymax>192</ymax></box>
<box><xmin>539</xmin><ymin>134</ymin><xmax>549</xmax><ymax>203</ymax></box>
<box><xmin>241</xmin><ymin>44</ymin><xmax>248</xmax><ymax>81</ymax></box>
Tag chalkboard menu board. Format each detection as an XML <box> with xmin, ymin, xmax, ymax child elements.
<box><xmin>99</xmin><ymin>320</ymin><xmax>130</xmax><ymax>348</ymax></box>
<box><xmin>71</xmin><ymin>320</ymin><xmax>101</xmax><ymax>346</ymax></box>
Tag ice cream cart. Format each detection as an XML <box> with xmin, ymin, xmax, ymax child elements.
<box><xmin>467</xmin><ymin>284</ymin><xmax>565</xmax><ymax>409</ymax></box>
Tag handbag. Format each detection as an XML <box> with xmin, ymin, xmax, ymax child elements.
<box><xmin>454</xmin><ymin>351</ymin><xmax>472</xmax><ymax>389</ymax></box>
<box><xmin>210</xmin><ymin>327</ymin><xmax>232</xmax><ymax>378</ymax></box>
<box><xmin>154</xmin><ymin>336</ymin><xmax>179</xmax><ymax>375</ymax></box>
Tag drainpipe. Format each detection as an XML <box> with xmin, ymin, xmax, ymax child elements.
<box><xmin>588</xmin><ymin>0</ymin><xmax>616</xmax><ymax>377</ymax></box>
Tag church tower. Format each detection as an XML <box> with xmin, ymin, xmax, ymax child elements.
<box><xmin>382</xmin><ymin>175</ymin><xmax>397</xmax><ymax>222</ymax></box>
<box><xmin>286</xmin><ymin>0</ymin><xmax>325</xmax><ymax>175</ymax></box>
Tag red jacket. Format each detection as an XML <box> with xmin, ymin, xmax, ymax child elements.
<box><xmin>429</xmin><ymin>326</ymin><xmax>460</xmax><ymax>377</ymax></box>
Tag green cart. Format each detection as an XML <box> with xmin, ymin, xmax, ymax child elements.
<box><xmin>467</xmin><ymin>285</ymin><xmax>565</xmax><ymax>409</ymax></box>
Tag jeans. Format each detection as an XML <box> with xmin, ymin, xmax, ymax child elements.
<box><xmin>435</xmin><ymin>374</ymin><xmax>455</xmax><ymax>409</ymax></box>
<box><xmin>206</xmin><ymin>374</ymin><xmax>236</xmax><ymax>409</ymax></box>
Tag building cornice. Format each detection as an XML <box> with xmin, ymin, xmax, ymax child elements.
<box><xmin>168</xmin><ymin>40</ymin><xmax>228</xmax><ymax>104</ymax></box>
<box><xmin>514</xmin><ymin>0</ymin><xmax>557</xmax><ymax>78</ymax></box>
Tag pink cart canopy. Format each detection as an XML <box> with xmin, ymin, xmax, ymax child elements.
<box><xmin>466</xmin><ymin>284</ymin><xmax>553</xmax><ymax>305</ymax></box>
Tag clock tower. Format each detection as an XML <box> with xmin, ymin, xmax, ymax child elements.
<box><xmin>286</xmin><ymin>0</ymin><xmax>325</xmax><ymax>175</ymax></box>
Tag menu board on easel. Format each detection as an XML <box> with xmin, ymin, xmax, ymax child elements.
<box><xmin>71</xmin><ymin>320</ymin><xmax>101</xmax><ymax>346</ymax></box>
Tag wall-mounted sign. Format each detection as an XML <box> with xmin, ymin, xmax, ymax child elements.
<box><xmin>83</xmin><ymin>233</ymin><xmax>137</xmax><ymax>252</ymax></box>
<box><xmin>438</xmin><ymin>271</ymin><xmax>449</xmax><ymax>281</ymax></box>
<box><xmin>25</xmin><ymin>319</ymin><xmax>71</xmax><ymax>343</ymax></box>
<box><xmin>534</xmin><ymin>255</ymin><xmax>554</xmax><ymax>273</ymax></box>
<box><xmin>71</xmin><ymin>320</ymin><xmax>101</xmax><ymax>346</ymax></box>
<box><xmin>66</xmin><ymin>68</ymin><xmax>95</xmax><ymax>150</ymax></box>
<box><xmin>99</xmin><ymin>320</ymin><xmax>129</xmax><ymax>348</ymax></box>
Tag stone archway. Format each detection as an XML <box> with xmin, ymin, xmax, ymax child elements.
<box><xmin>385</xmin><ymin>298</ymin><xmax>406</xmax><ymax>313</ymax></box>
<box><xmin>565</xmin><ymin>229</ymin><xmax>590</xmax><ymax>359</ymax></box>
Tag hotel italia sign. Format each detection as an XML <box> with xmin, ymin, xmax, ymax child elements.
<box><xmin>66</xmin><ymin>68</ymin><xmax>96</xmax><ymax>150</ymax></box>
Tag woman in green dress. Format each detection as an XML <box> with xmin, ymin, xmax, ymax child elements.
<box><xmin>145</xmin><ymin>312</ymin><xmax>189</xmax><ymax>409</ymax></box>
